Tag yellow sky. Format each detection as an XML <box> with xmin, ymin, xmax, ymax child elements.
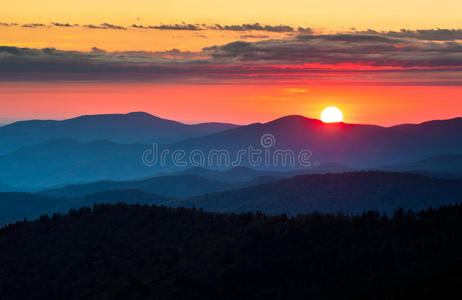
<box><xmin>0</xmin><ymin>26</ymin><xmax>291</xmax><ymax>52</ymax></box>
<box><xmin>4</xmin><ymin>0</ymin><xmax>462</xmax><ymax>30</ymax></box>
<box><xmin>3</xmin><ymin>0</ymin><xmax>462</xmax><ymax>52</ymax></box>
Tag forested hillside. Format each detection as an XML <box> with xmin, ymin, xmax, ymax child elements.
<box><xmin>170</xmin><ymin>172</ymin><xmax>462</xmax><ymax>215</ymax></box>
<box><xmin>0</xmin><ymin>203</ymin><xmax>461</xmax><ymax>299</ymax></box>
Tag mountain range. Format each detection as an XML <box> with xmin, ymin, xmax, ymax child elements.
<box><xmin>379</xmin><ymin>153</ymin><xmax>462</xmax><ymax>174</ymax></box>
<box><xmin>172</xmin><ymin>164</ymin><xmax>352</xmax><ymax>181</ymax></box>
<box><xmin>39</xmin><ymin>174</ymin><xmax>277</xmax><ymax>198</ymax></box>
<box><xmin>169</xmin><ymin>171</ymin><xmax>462</xmax><ymax>215</ymax></box>
<box><xmin>167</xmin><ymin>115</ymin><xmax>462</xmax><ymax>168</ymax></box>
<box><xmin>2</xmin><ymin>171</ymin><xmax>462</xmax><ymax>224</ymax></box>
<box><xmin>0</xmin><ymin>138</ymin><xmax>152</xmax><ymax>187</ymax></box>
<box><xmin>0</xmin><ymin>112</ymin><xmax>239</xmax><ymax>154</ymax></box>
<box><xmin>38</xmin><ymin>165</ymin><xmax>354</xmax><ymax>198</ymax></box>
<box><xmin>0</xmin><ymin>112</ymin><xmax>461</xmax><ymax>188</ymax></box>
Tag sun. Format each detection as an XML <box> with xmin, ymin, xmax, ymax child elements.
<box><xmin>321</xmin><ymin>106</ymin><xmax>343</xmax><ymax>123</ymax></box>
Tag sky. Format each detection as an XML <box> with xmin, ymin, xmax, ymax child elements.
<box><xmin>1</xmin><ymin>0</ymin><xmax>462</xmax><ymax>125</ymax></box>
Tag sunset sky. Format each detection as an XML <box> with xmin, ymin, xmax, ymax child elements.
<box><xmin>2</xmin><ymin>0</ymin><xmax>462</xmax><ymax>125</ymax></box>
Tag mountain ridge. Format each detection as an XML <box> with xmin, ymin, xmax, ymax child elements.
<box><xmin>38</xmin><ymin>174</ymin><xmax>270</xmax><ymax>198</ymax></box>
<box><xmin>379</xmin><ymin>153</ymin><xmax>462</xmax><ymax>174</ymax></box>
<box><xmin>168</xmin><ymin>115</ymin><xmax>462</xmax><ymax>168</ymax></box>
<box><xmin>0</xmin><ymin>112</ymin><xmax>240</xmax><ymax>153</ymax></box>
<box><xmin>2</xmin><ymin>171</ymin><xmax>462</xmax><ymax>224</ymax></box>
<box><xmin>37</xmin><ymin>164</ymin><xmax>353</xmax><ymax>198</ymax></box>
<box><xmin>0</xmin><ymin>114</ymin><xmax>461</xmax><ymax>187</ymax></box>
<box><xmin>168</xmin><ymin>171</ymin><xmax>462</xmax><ymax>215</ymax></box>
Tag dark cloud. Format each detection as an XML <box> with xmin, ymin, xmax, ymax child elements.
<box><xmin>91</xmin><ymin>47</ymin><xmax>107</xmax><ymax>54</ymax></box>
<box><xmin>297</xmin><ymin>27</ymin><xmax>313</xmax><ymax>34</ymax></box>
<box><xmin>2</xmin><ymin>32</ymin><xmax>462</xmax><ymax>85</ymax></box>
<box><xmin>84</xmin><ymin>23</ymin><xmax>127</xmax><ymax>30</ymax></box>
<box><xmin>52</xmin><ymin>22</ymin><xmax>74</xmax><ymax>27</ymax></box>
<box><xmin>204</xmin><ymin>33</ymin><xmax>462</xmax><ymax>68</ymax></box>
<box><xmin>21</xmin><ymin>23</ymin><xmax>47</xmax><ymax>28</ymax></box>
<box><xmin>1</xmin><ymin>21</ymin><xmax>304</xmax><ymax>32</ymax></box>
<box><xmin>240</xmin><ymin>34</ymin><xmax>270</xmax><ymax>39</ymax></box>
<box><xmin>0</xmin><ymin>46</ymin><xmax>221</xmax><ymax>82</ymax></box>
<box><xmin>358</xmin><ymin>29</ymin><xmax>462</xmax><ymax>41</ymax></box>
<box><xmin>101</xmin><ymin>23</ymin><xmax>126</xmax><ymax>30</ymax></box>
<box><xmin>5</xmin><ymin>20</ymin><xmax>462</xmax><ymax>42</ymax></box>
<box><xmin>84</xmin><ymin>25</ymin><xmax>103</xmax><ymax>29</ymax></box>
<box><xmin>210</xmin><ymin>23</ymin><xmax>294</xmax><ymax>32</ymax></box>
<box><xmin>133</xmin><ymin>22</ymin><xmax>300</xmax><ymax>33</ymax></box>
<box><xmin>132</xmin><ymin>23</ymin><xmax>202</xmax><ymax>30</ymax></box>
<box><xmin>0</xmin><ymin>22</ymin><xmax>18</xmax><ymax>27</ymax></box>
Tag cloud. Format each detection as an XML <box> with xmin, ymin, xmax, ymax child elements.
<box><xmin>1</xmin><ymin>20</ymin><xmax>307</xmax><ymax>32</ymax></box>
<box><xmin>132</xmin><ymin>23</ymin><xmax>202</xmax><ymax>30</ymax></box>
<box><xmin>91</xmin><ymin>47</ymin><xmax>107</xmax><ymax>54</ymax></box>
<box><xmin>21</xmin><ymin>23</ymin><xmax>47</xmax><ymax>28</ymax></box>
<box><xmin>132</xmin><ymin>22</ymin><xmax>311</xmax><ymax>33</ymax></box>
<box><xmin>52</xmin><ymin>22</ymin><xmax>75</xmax><ymax>27</ymax></box>
<box><xmin>210</xmin><ymin>23</ymin><xmax>295</xmax><ymax>32</ymax></box>
<box><xmin>84</xmin><ymin>23</ymin><xmax>127</xmax><ymax>30</ymax></box>
<box><xmin>4</xmin><ymin>20</ymin><xmax>462</xmax><ymax>41</ymax></box>
<box><xmin>0</xmin><ymin>46</ymin><xmax>202</xmax><ymax>72</ymax></box>
<box><xmin>2</xmin><ymin>32</ymin><xmax>462</xmax><ymax>85</ymax></box>
<box><xmin>0</xmin><ymin>22</ymin><xmax>18</xmax><ymax>27</ymax></box>
<box><xmin>3</xmin><ymin>21</ymin><xmax>309</xmax><ymax>32</ymax></box>
<box><xmin>132</xmin><ymin>22</ymin><xmax>296</xmax><ymax>32</ymax></box>
<box><xmin>297</xmin><ymin>27</ymin><xmax>313</xmax><ymax>34</ymax></box>
<box><xmin>204</xmin><ymin>33</ymin><xmax>462</xmax><ymax>68</ymax></box>
<box><xmin>360</xmin><ymin>29</ymin><xmax>462</xmax><ymax>41</ymax></box>
<box><xmin>239</xmin><ymin>34</ymin><xmax>270</xmax><ymax>39</ymax></box>
<box><xmin>149</xmin><ymin>24</ymin><xmax>201</xmax><ymax>30</ymax></box>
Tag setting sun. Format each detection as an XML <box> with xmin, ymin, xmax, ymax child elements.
<box><xmin>321</xmin><ymin>107</ymin><xmax>343</xmax><ymax>123</ymax></box>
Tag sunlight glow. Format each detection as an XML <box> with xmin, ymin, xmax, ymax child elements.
<box><xmin>321</xmin><ymin>106</ymin><xmax>343</xmax><ymax>123</ymax></box>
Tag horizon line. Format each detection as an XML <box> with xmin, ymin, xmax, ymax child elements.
<box><xmin>1</xmin><ymin>111</ymin><xmax>461</xmax><ymax>128</ymax></box>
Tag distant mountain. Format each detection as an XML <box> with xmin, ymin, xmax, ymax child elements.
<box><xmin>169</xmin><ymin>171</ymin><xmax>462</xmax><ymax>215</ymax></box>
<box><xmin>172</xmin><ymin>164</ymin><xmax>353</xmax><ymax>182</ymax></box>
<box><xmin>3</xmin><ymin>171</ymin><xmax>462</xmax><ymax>224</ymax></box>
<box><xmin>1</xmin><ymin>115</ymin><xmax>462</xmax><ymax>188</ymax></box>
<box><xmin>0</xmin><ymin>138</ymin><xmax>154</xmax><ymax>188</ymax></box>
<box><xmin>0</xmin><ymin>112</ymin><xmax>239</xmax><ymax>154</ymax></box>
<box><xmin>38</xmin><ymin>165</ymin><xmax>355</xmax><ymax>198</ymax></box>
<box><xmin>404</xmin><ymin>170</ymin><xmax>462</xmax><ymax>179</ymax></box>
<box><xmin>167</xmin><ymin>115</ymin><xmax>462</xmax><ymax>168</ymax></box>
<box><xmin>0</xmin><ymin>135</ymin><xmax>352</xmax><ymax>188</ymax></box>
<box><xmin>0</xmin><ymin>182</ymin><xmax>12</xmax><ymax>192</ymax></box>
<box><xmin>379</xmin><ymin>153</ymin><xmax>462</xmax><ymax>174</ymax></box>
<box><xmin>39</xmin><ymin>174</ymin><xmax>275</xmax><ymax>198</ymax></box>
<box><xmin>0</xmin><ymin>182</ymin><xmax>40</xmax><ymax>193</ymax></box>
